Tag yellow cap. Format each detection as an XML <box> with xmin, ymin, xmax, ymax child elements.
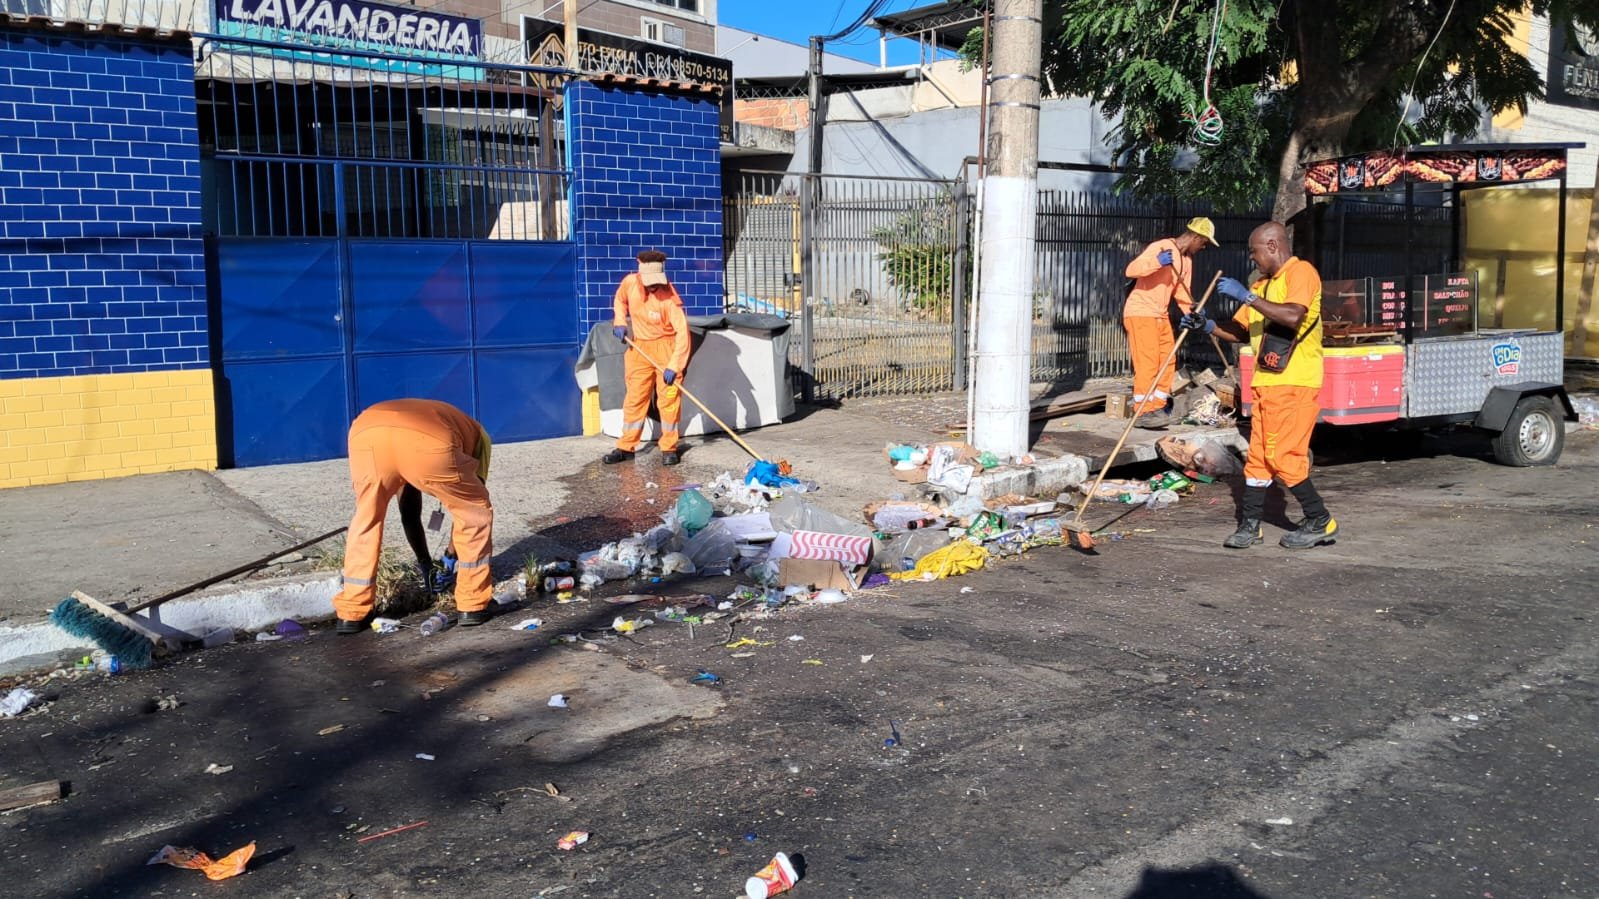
<box><xmin>1186</xmin><ymin>216</ymin><xmax>1219</xmax><ymax>247</ymax></box>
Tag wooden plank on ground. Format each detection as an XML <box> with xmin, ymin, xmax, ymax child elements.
<box><xmin>0</xmin><ymin>781</ymin><xmax>66</xmax><ymax>812</ymax></box>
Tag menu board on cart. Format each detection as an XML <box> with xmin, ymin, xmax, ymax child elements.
<box><xmin>1370</xmin><ymin>277</ymin><xmax>1409</xmax><ymax>332</ymax></box>
<box><xmin>1418</xmin><ymin>272</ymin><xmax>1476</xmax><ymax>336</ymax></box>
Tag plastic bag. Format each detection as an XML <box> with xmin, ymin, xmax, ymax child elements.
<box><xmin>675</xmin><ymin>489</ymin><xmax>713</xmax><ymax>534</ymax></box>
<box><xmin>1145</xmin><ymin>489</ymin><xmax>1180</xmax><ymax>510</ymax></box>
<box><xmin>660</xmin><ymin>552</ymin><xmax>696</xmax><ymax>575</ymax></box>
<box><xmin>683</xmin><ymin>519</ymin><xmax>737</xmax><ymax>572</ymax></box>
<box><xmin>1192</xmin><ymin>441</ymin><xmax>1244</xmax><ymax>477</ymax></box>
<box><xmin>768</xmin><ymin>495</ymin><xmax>873</xmax><ymax>540</ymax></box>
<box><xmin>889</xmin><ymin>541</ymin><xmax>988</xmax><ymax>581</ymax></box>
<box><xmin>876</xmin><ymin>529</ymin><xmax>954</xmax><ymax>571</ymax></box>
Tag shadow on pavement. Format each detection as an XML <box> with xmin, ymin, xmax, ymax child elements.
<box><xmin>1123</xmin><ymin>861</ymin><xmax>1274</xmax><ymax>898</ymax></box>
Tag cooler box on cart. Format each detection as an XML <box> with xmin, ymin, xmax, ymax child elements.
<box><xmin>1238</xmin><ymin>344</ymin><xmax>1405</xmax><ymax>425</ymax></box>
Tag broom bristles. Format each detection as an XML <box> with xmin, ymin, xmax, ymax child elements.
<box><xmin>49</xmin><ymin>598</ymin><xmax>155</xmax><ymax>669</ymax></box>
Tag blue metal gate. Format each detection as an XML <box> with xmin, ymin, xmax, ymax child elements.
<box><xmin>213</xmin><ymin>237</ymin><xmax>577</xmax><ymax>466</ymax></box>
<box><xmin>197</xmin><ymin>36</ymin><xmax>577</xmax><ymax>466</ymax></box>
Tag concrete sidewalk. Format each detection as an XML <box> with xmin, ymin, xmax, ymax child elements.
<box><xmin>0</xmin><ymin>390</ymin><xmax>1233</xmax><ymax>672</ymax></box>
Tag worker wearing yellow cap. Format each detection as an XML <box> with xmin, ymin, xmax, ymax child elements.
<box><xmin>1123</xmin><ymin>216</ymin><xmax>1218</xmax><ymax>428</ymax></box>
<box><xmin>604</xmin><ymin>249</ymin><xmax>692</xmax><ymax>466</ymax></box>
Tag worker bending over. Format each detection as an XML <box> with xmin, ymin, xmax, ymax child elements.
<box><xmin>1124</xmin><ymin>217</ymin><xmax>1218</xmax><ymax>428</ymax></box>
<box><xmin>604</xmin><ymin>249</ymin><xmax>692</xmax><ymax>466</ymax></box>
<box><xmin>1180</xmin><ymin>221</ymin><xmax>1338</xmax><ymax>550</ymax></box>
<box><xmin>332</xmin><ymin>398</ymin><xmax>496</xmax><ymax>634</ymax></box>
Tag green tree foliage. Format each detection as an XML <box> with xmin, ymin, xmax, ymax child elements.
<box><xmin>872</xmin><ymin>199</ymin><xmax>959</xmax><ymax>316</ymax></box>
<box><xmin>964</xmin><ymin>1</ymin><xmax>1599</xmax><ymax>222</ymax></box>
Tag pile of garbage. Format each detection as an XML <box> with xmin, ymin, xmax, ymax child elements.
<box><xmin>550</xmin><ymin>461</ymin><xmax>1104</xmax><ymax>611</ymax></box>
<box><xmin>881</xmin><ymin>441</ymin><xmax>1011</xmax><ymax>492</ymax></box>
<box><xmin>1176</xmin><ymin>368</ymin><xmax>1238</xmax><ymax>426</ymax></box>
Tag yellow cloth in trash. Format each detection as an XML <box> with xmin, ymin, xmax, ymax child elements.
<box><xmin>890</xmin><ymin>541</ymin><xmax>989</xmax><ymax>581</ymax></box>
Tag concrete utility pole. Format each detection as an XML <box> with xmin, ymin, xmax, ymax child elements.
<box><xmin>971</xmin><ymin>0</ymin><xmax>1042</xmax><ymax>460</ymax></box>
<box><xmin>564</xmin><ymin>0</ymin><xmax>579</xmax><ymax>70</ymax></box>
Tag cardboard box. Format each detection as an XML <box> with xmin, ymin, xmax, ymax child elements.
<box><xmin>779</xmin><ymin>558</ymin><xmax>863</xmax><ymax>592</ymax></box>
<box><xmin>1105</xmin><ymin>392</ymin><xmax>1132</xmax><ymax>419</ymax></box>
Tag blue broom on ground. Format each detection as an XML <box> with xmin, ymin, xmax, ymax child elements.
<box><xmin>50</xmin><ymin>592</ymin><xmax>160</xmax><ymax>669</ymax></box>
<box><xmin>49</xmin><ymin>527</ymin><xmax>348</xmax><ymax>670</ymax></box>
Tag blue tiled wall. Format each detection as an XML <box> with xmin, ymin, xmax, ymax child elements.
<box><xmin>567</xmin><ymin>81</ymin><xmax>724</xmax><ymax>332</ymax></box>
<box><xmin>0</xmin><ymin>28</ymin><xmax>205</xmax><ymax>379</ymax></box>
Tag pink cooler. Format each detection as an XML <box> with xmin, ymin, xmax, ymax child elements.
<box><xmin>1238</xmin><ymin>344</ymin><xmax>1404</xmax><ymax>425</ymax></box>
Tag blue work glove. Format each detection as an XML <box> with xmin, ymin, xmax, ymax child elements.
<box><xmin>662</xmin><ymin>369</ymin><xmax>677</xmax><ymax>386</ymax></box>
<box><xmin>1156</xmin><ymin>249</ymin><xmax>1174</xmax><ymax>267</ymax></box>
<box><xmin>1217</xmin><ymin>277</ymin><xmax>1253</xmax><ymax>303</ymax></box>
<box><xmin>611</xmin><ymin>325</ymin><xmax>627</xmax><ymax>342</ymax></box>
<box><xmin>1179</xmin><ymin>312</ymin><xmax>1216</xmax><ymax>335</ymax></box>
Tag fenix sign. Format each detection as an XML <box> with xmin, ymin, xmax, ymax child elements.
<box><xmin>215</xmin><ymin>0</ymin><xmax>484</xmax><ymax>58</ymax></box>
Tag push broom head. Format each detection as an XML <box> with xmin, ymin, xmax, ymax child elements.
<box><xmin>49</xmin><ymin>597</ymin><xmax>155</xmax><ymax>669</ymax></box>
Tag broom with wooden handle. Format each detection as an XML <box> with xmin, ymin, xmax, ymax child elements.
<box><xmin>623</xmin><ymin>336</ymin><xmax>792</xmax><ymax>475</ymax></box>
<box><xmin>50</xmin><ymin>526</ymin><xmax>348</xmax><ymax>669</ymax></box>
<box><xmin>1065</xmin><ymin>270</ymin><xmax>1222</xmax><ymax>551</ymax></box>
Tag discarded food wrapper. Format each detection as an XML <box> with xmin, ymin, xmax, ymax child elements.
<box><xmin>370</xmin><ymin>616</ymin><xmax>402</xmax><ymax>634</ymax></box>
<box><xmin>557</xmin><ymin>830</ymin><xmax>590</xmax><ymax>850</ymax></box>
<box><xmin>745</xmin><ymin>851</ymin><xmax>800</xmax><ymax>898</ymax></box>
<box><xmin>548</xmin><ymin>694</ymin><xmax>569</xmax><ymax>708</ymax></box>
<box><xmin>203</xmin><ymin>762</ymin><xmax>233</xmax><ymax>775</ymax></box>
<box><xmin>612</xmin><ymin>616</ymin><xmax>653</xmax><ymax>634</ymax></box>
<box><xmin>146</xmin><ymin>842</ymin><xmax>256</xmax><ymax>881</ymax></box>
<box><xmin>509</xmin><ymin>617</ymin><xmax>544</xmax><ymax>631</ymax></box>
<box><xmin>691</xmin><ymin>670</ymin><xmax>721</xmax><ymax>685</ymax></box>
<box><xmin>415</xmin><ymin>752</ymin><xmax>436</xmax><ymax>761</ymax></box>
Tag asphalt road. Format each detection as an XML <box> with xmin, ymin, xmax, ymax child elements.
<box><xmin>1</xmin><ymin>425</ymin><xmax>1595</xmax><ymax>899</ymax></box>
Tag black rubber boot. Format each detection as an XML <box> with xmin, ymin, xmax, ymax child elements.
<box><xmin>602</xmin><ymin>449</ymin><xmax>634</xmax><ymax>464</ymax></box>
<box><xmin>1223</xmin><ymin>486</ymin><xmax>1268</xmax><ymax>549</ymax></box>
<box><xmin>459</xmin><ymin>605</ymin><xmax>495</xmax><ymax>627</ymax></box>
<box><xmin>335</xmin><ymin>614</ymin><xmax>372</xmax><ymax>636</ymax></box>
<box><xmin>1281</xmin><ymin>479</ymin><xmax>1338</xmax><ymax>549</ymax></box>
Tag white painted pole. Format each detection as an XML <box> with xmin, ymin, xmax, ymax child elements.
<box><xmin>972</xmin><ymin>0</ymin><xmax>1041</xmax><ymax>460</ymax></box>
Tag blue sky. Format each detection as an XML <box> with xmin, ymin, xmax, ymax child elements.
<box><xmin>719</xmin><ymin>0</ymin><xmax>957</xmax><ymax>67</ymax></box>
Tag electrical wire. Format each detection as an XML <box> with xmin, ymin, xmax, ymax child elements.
<box><xmin>1185</xmin><ymin>0</ymin><xmax>1227</xmax><ymax>147</ymax></box>
<box><xmin>1392</xmin><ymin>0</ymin><xmax>1457</xmax><ymax>147</ymax></box>
<box><xmin>820</xmin><ymin>0</ymin><xmax>894</xmax><ymax>43</ymax></box>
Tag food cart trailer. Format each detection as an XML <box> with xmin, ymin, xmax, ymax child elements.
<box><xmin>1237</xmin><ymin>141</ymin><xmax>1582</xmax><ymax>466</ymax></box>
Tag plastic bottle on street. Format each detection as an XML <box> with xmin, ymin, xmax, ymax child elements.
<box><xmin>418</xmin><ymin>611</ymin><xmax>451</xmax><ymax>636</ymax></box>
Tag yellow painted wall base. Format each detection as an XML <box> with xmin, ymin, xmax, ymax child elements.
<box><xmin>0</xmin><ymin>369</ymin><xmax>219</xmax><ymax>489</ymax></box>
<box><xmin>581</xmin><ymin>385</ymin><xmax>602</xmax><ymax>437</ymax></box>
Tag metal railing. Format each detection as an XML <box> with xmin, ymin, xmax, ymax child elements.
<box><xmin>727</xmin><ymin>172</ymin><xmax>1288</xmax><ymax>399</ymax></box>
<box><xmin>725</xmin><ymin>173</ymin><xmax>965</xmax><ymax>400</ymax></box>
<box><xmin>196</xmin><ymin>35</ymin><xmax>570</xmax><ymax>241</ymax></box>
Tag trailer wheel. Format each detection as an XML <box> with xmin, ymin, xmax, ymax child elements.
<box><xmin>1490</xmin><ymin>396</ymin><xmax>1564</xmax><ymax>466</ymax></box>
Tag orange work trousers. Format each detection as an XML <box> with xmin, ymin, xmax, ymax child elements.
<box><xmin>1244</xmin><ymin>385</ymin><xmax>1320</xmax><ymax>488</ymax></box>
<box><xmin>616</xmin><ymin>336</ymin><xmax>683</xmax><ymax>453</ymax></box>
<box><xmin>1125</xmin><ymin>316</ymin><xmax>1177</xmax><ymax>415</ymax></box>
<box><xmin>333</xmin><ymin>417</ymin><xmax>494</xmax><ymax>621</ymax></box>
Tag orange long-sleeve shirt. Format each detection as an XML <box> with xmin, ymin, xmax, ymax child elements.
<box><xmin>613</xmin><ymin>273</ymin><xmax>691</xmax><ymax>372</ymax></box>
<box><xmin>1123</xmin><ymin>238</ymin><xmax>1195</xmax><ymax>319</ymax></box>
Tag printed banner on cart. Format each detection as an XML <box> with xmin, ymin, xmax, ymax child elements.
<box><xmin>1305</xmin><ymin>149</ymin><xmax>1567</xmax><ymax>194</ymax></box>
